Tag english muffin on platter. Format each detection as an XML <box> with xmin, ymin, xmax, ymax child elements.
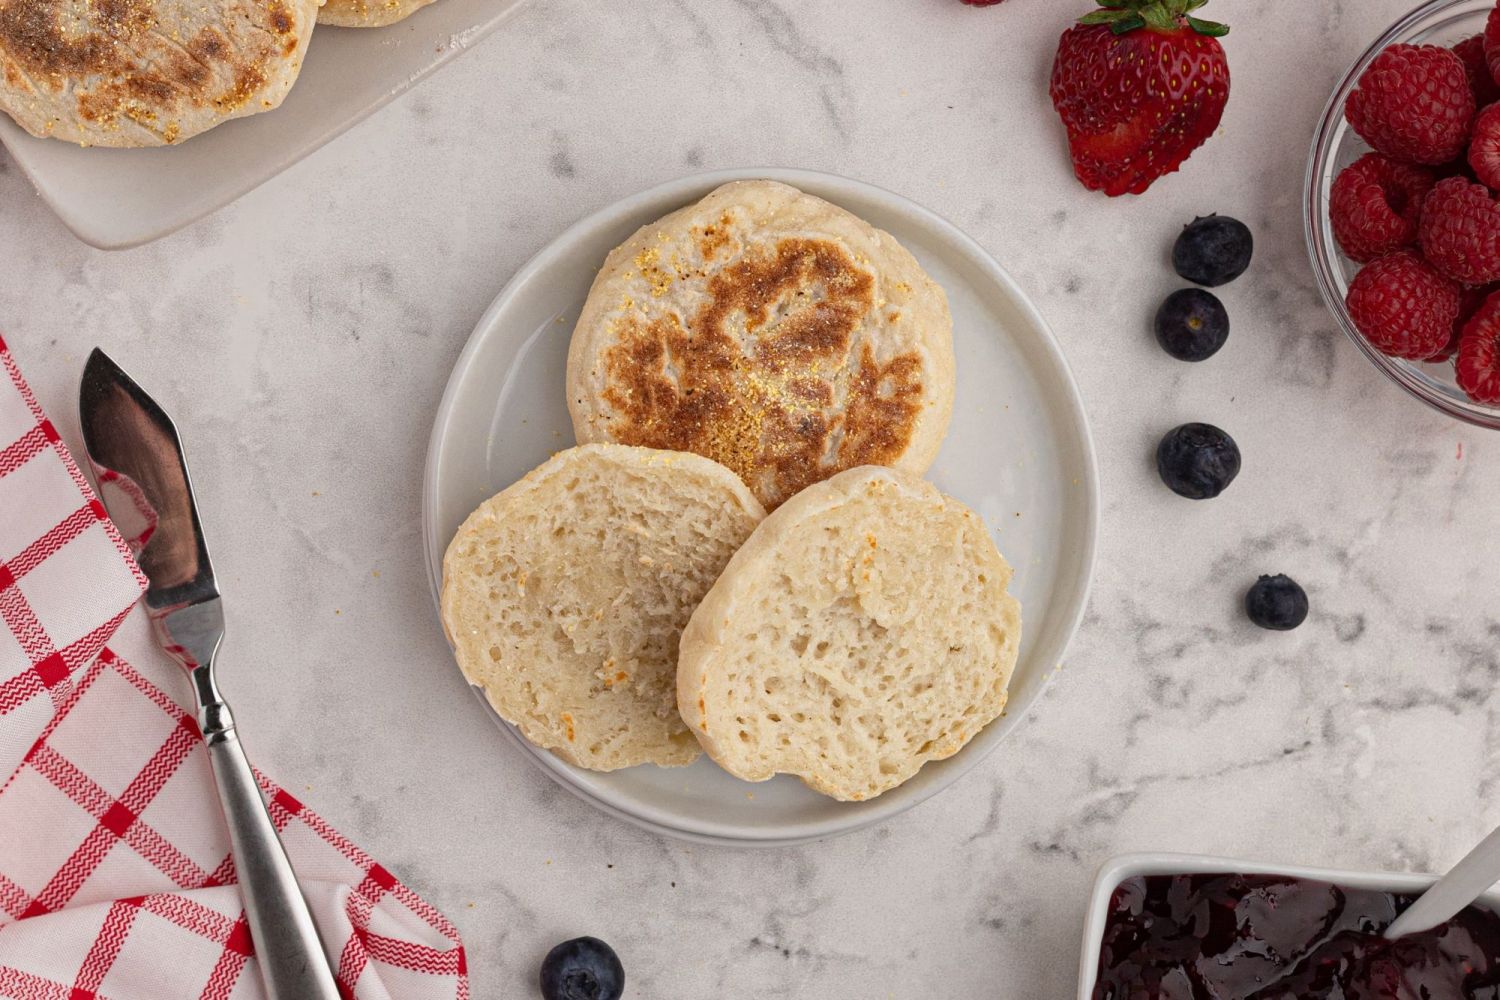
<box><xmin>678</xmin><ymin>465</ymin><xmax>1021</xmax><ymax>801</ymax></box>
<box><xmin>0</xmin><ymin>0</ymin><xmax>320</xmax><ymax>147</ymax></box>
<box><xmin>441</xmin><ymin>444</ymin><xmax>765</xmax><ymax>771</ymax></box>
<box><xmin>567</xmin><ymin>180</ymin><xmax>955</xmax><ymax>511</ymax></box>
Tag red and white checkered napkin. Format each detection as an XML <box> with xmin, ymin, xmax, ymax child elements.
<box><xmin>0</xmin><ymin>336</ymin><xmax>470</xmax><ymax>999</ymax></box>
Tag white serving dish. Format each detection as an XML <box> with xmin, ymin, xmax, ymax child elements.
<box><xmin>1078</xmin><ymin>852</ymin><xmax>1500</xmax><ymax>998</ymax></box>
<box><xmin>1305</xmin><ymin>0</ymin><xmax>1500</xmax><ymax>429</ymax></box>
<box><xmin>424</xmin><ymin>167</ymin><xmax>1100</xmax><ymax>846</ymax></box>
<box><xmin>0</xmin><ymin>0</ymin><xmax>529</xmax><ymax>250</ymax></box>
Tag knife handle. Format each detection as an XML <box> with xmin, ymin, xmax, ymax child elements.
<box><xmin>201</xmin><ymin>700</ymin><xmax>344</xmax><ymax>1000</ymax></box>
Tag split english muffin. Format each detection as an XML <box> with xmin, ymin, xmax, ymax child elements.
<box><xmin>441</xmin><ymin>444</ymin><xmax>765</xmax><ymax>771</ymax></box>
<box><xmin>319</xmin><ymin>0</ymin><xmax>438</xmax><ymax>27</ymax></box>
<box><xmin>0</xmin><ymin>0</ymin><xmax>320</xmax><ymax>147</ymax></box>
<box><xmin>677</xmin><ymin>465</ymin><xmax>1021</xmax><ymax>801</ymax></box>
<box><xmin>566</xmin><ymin>180</ymin><xmax>956</xmax><ymax>511</ymax></box>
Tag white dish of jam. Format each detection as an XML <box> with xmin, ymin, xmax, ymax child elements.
<box><xmin>1080</xmin><ymin>853</ymin><xmax>1500</xmax><ymax>999</ymax></box>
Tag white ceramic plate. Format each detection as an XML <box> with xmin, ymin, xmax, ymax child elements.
<box><xmin>0</xmin><ymin>0</ymin><xmax>528</xmax><ymax>250</ymax></box>
<box><xmin>423</xmin><ymin>168</ymin><xmax>1100</xmax><ymax>846</ymax></box>
<box><xmin>1078</xmin><ymin>853</ymin><xmax>1500</xmax><ymax>998</ymax></box>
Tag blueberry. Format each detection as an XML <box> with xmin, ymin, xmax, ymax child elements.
<box><xmin>540</xmin><ymin>937</ymin><xmax>624</xmax><ymax>1000</ymax></box>
<box><xmin>1246</xmin><ymin>574</ymin><xmax>1309</xmax><ymax>631</ymax></box>
<box><xmin>1156</xmin><ymin>423</ymin><xmax>1240</xmax><ymax>499</ymax></box>
<box><xmin>1155</xmin><ymin>288</ymin><xmax>1230</xmax><ymax>361</ymax></box>
<box><xmin>1173</xmin><ymin>215</ymin><xmax>1253</xmax><ymax>287</ymax></box>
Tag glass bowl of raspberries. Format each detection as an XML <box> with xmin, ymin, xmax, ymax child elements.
<box><xmin>1307</xmin><ymin>0</ymin><xmax>1500</xmax><ymax>425</ymax></box>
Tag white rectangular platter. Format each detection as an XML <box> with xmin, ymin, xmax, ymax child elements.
<box><xmin>0</xmin><ymin>0</ymin><xmax>529</xmax><ymax>250</ymax></box>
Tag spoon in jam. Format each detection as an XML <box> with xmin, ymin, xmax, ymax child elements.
<box><xmin>1387</xmin><ymin>823</ymin><xmax>1500</xmax><ymax>939</ymax></box>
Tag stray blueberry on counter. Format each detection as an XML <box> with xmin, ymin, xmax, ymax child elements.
<box><xmin>1155</xmin><ymin>288</ymin><xmax>1230</xmax><ymax>361</ymax></box>
<box><xmin>1173</xmin><ymin>215</ymin><xmax>1253</xmax><ymax>287</ymax></box>
<box><xmin>540</xmin><ymin>937</ymin><xmax>624</xmax><ymax>1000</ymax></box>
<box><xmin>1156</xmin><ymin>423</ymin><xmax>1241</xmax><ymax>499</ymax></box>
<box><xmin>1246</xmin><ymin>574</ymin><xmax>1309</xmax><ymax>631</ymax></box>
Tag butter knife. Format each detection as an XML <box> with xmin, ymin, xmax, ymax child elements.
<box><xmin>1386</xmin><ymin>824</ymin><xmax>1500</xmax><ymax>939</ymax></box>
<box><xmin>79</xmin><ymin>348</ymin><xmax>341</xmax><ymax>1000</ymax></box>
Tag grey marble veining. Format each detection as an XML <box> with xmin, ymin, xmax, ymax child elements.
<box><xmin>3</xmin><ymin>1</ymin><xmax>1499</xmax><ymax>996</ymax></box>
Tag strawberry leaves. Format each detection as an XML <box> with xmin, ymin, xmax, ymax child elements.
<box><xmin>1078</xmin><ymin>0</ymin><xmax>1228</xmax><ymax>37</ymax></box>
<box><xmin>1185</xmin><ymin>16</ymin><xmax>1230</xmax><ymax>38</ymax></box>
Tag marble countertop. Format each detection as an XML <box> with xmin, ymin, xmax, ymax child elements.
<box><xmin>4</xmin><ymin>1</ymin><xmax>1498</xmax><ymax>995</ymax></box>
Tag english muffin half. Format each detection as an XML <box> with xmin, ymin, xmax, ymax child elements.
<box><xmin>567</xmin><ymin>180</ymin><xmax>956</xmax><ymax>511</ymax></box>
<box><xmin>319</xmin><ymin>0</ymin><xmax>436</xmax><ymax>27</ymax></box>
<box><xmin>678</xmin><ymin>466</ymin><xmax>1021</xmax><ymax>801</ymax></box>
<box><xmin>0</xmin><ymin>0</ymin><xmax>320</xmax><ymax>147</ymax></box>
<box><xmin>442</xmin><ymin>444</ymin><xmax>765</xmax><ymax>771</ymax></box>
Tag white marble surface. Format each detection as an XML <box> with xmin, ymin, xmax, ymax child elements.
<box><xmin>4</xmin><ymin>1</ymin><xmax>1499</xmax><ymax>996</ymax></box>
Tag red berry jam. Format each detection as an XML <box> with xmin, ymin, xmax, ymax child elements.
<box><xmin>1092</xmin><ymin>873</ymin><xmax>1500</xmax><ymax>999</ymax></box>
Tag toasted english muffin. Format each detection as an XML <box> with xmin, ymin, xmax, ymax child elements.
<box><xmin>566</xmin><ymin>180</ymin><xmax>956</xmax><ymax>511</ymax></box>
<box><xmin>318</xmin><ymin>0</ymin><xmax>435</xmax><ymax>27</ymax></box>
<box><xmin>678</xmin><ymin>466</ymin><xmax>1020</xmax><ymax>801</ymax></box>
<box><xmin>441</xmin><ymin>444</ymin><xmax>765</xmax><ymax>771</ymax></box>
<box><xmin>0</xmin><ymin>0</ymin><xmax>319</xmax><ymax>147</ymax></box>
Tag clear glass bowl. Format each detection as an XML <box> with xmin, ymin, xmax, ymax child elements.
<box><xmin>1305</xmin><ymin>0</ymin><xmax>1500</xmax><ymax>429</ymax></box>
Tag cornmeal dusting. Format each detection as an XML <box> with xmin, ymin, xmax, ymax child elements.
<box><xmin>601</xmin><ymin>237</ymin><xmax>926</xmax><ymax>508</ymax></box>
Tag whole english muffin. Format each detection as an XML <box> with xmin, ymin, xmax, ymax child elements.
<box><xmin>0</xmin><ymin>0</ymin><xmax>319</xmax><ymax>147</ymax></box>
<box><xmin>678</xmin><ymin>466</ymin><xmax>1021</xmax><ymax>801</ymax></box>
<box><xmin>319</xmin><ymin>0</ymin><xmax>435</xmax><ymax>27</ymax></box>
<box><xmin>441</xmin><ymin>444</ymin><xmax>766</xmax><ymax>771</ymax></box>
<box><xmin>567</xmin><ymin>180</ymin><xmax>956</xmax><ymax>511</ymax></box>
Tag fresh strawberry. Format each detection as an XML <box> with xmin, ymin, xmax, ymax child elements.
<box><xmin>1329</xmin><ymin>153</ymin><xmax>1435</xmax><ymax>263</ymax></box>
<box><xmin>1345</xmin><ymin>250</ymin><xmax>1460</xmax><ymax>361</ymax></box>
<box><xmin>1457</xmin><ymin>289</ymin><xmax>1500</xmax><ymax>402</ymax></box>
<box><xmin>1345</xmin><ymin>44</ymin><xmax>1474</xmax><ymax>165</ymax></box>
<box><xmin>1471</xmin><ymin>101</ymin><xmax>1500</xmax><ymax>189</ymax></box>
<box><xmin>1419</xmin><ymin>176</ymin><xmax>1500</xmax><ymax>284</ymax></box>
<box><xmin>1049</xmin><ymin>0</ymin><xmax>1230</xmax><ymax>197</ymax></box>
<box><xmin>1454</xmin><ymin>34</ymin><xmax>1500</xmax><ymax>108</ymax></box>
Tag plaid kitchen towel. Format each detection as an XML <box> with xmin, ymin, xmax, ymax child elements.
<box><xmin>0</xmin><ymin>335</ymin><xmax>470</xmax><ymax>1000</ymax></box>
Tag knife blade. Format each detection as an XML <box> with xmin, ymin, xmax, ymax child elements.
<box><xmin>79</xmin><ymin>348</ymin><xmax>341</xmax><ymax>1000</ymax></box>
<box><xmin>78</xmin><ymin>348</ymin><xmax>221</xmax><ymax>670</ymax></box>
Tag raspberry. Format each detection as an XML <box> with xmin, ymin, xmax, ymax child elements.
<box><xmin>1329</xmin><ymin>154</ymin><xmax>1435</xmax><ymax>262</ymax></box>
<box><xmin>1434</xmin><ymin>282</ymin><xmax>1496</xmax><ymax>362</ymax></box>
<box><xmin>1472</xmin><ymin>101</ymin><xmax>1500</xmax><ymax>189</ymax></box>
<box><xmin>1419</xmin><ymin>176</ymin><xmax>1500</xmax><ymax>283</ymax></box>
<box><xmin>1457</xmin><ymin>289</ymin><xmax>1500</xmax><ymax>402</ymax></box>
<box><xmin>1486</xmin><ymin>5</ymin><xmax>1500</xmax><ymax>84</ymax></box>
<box><xmin>1345</xmin><ymin>250</ymin><xmax>1461</xmax><ymax>360</ymax></box>
<box><xmin>1454</xmin><ymin>34</ymin><xmax>1500</xmax><ymax>108</ymax></box>
<box><xmin>1345</xmin><ymin>44</ymin><xmax>1475</xmax><ymax>165</ymax></box>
